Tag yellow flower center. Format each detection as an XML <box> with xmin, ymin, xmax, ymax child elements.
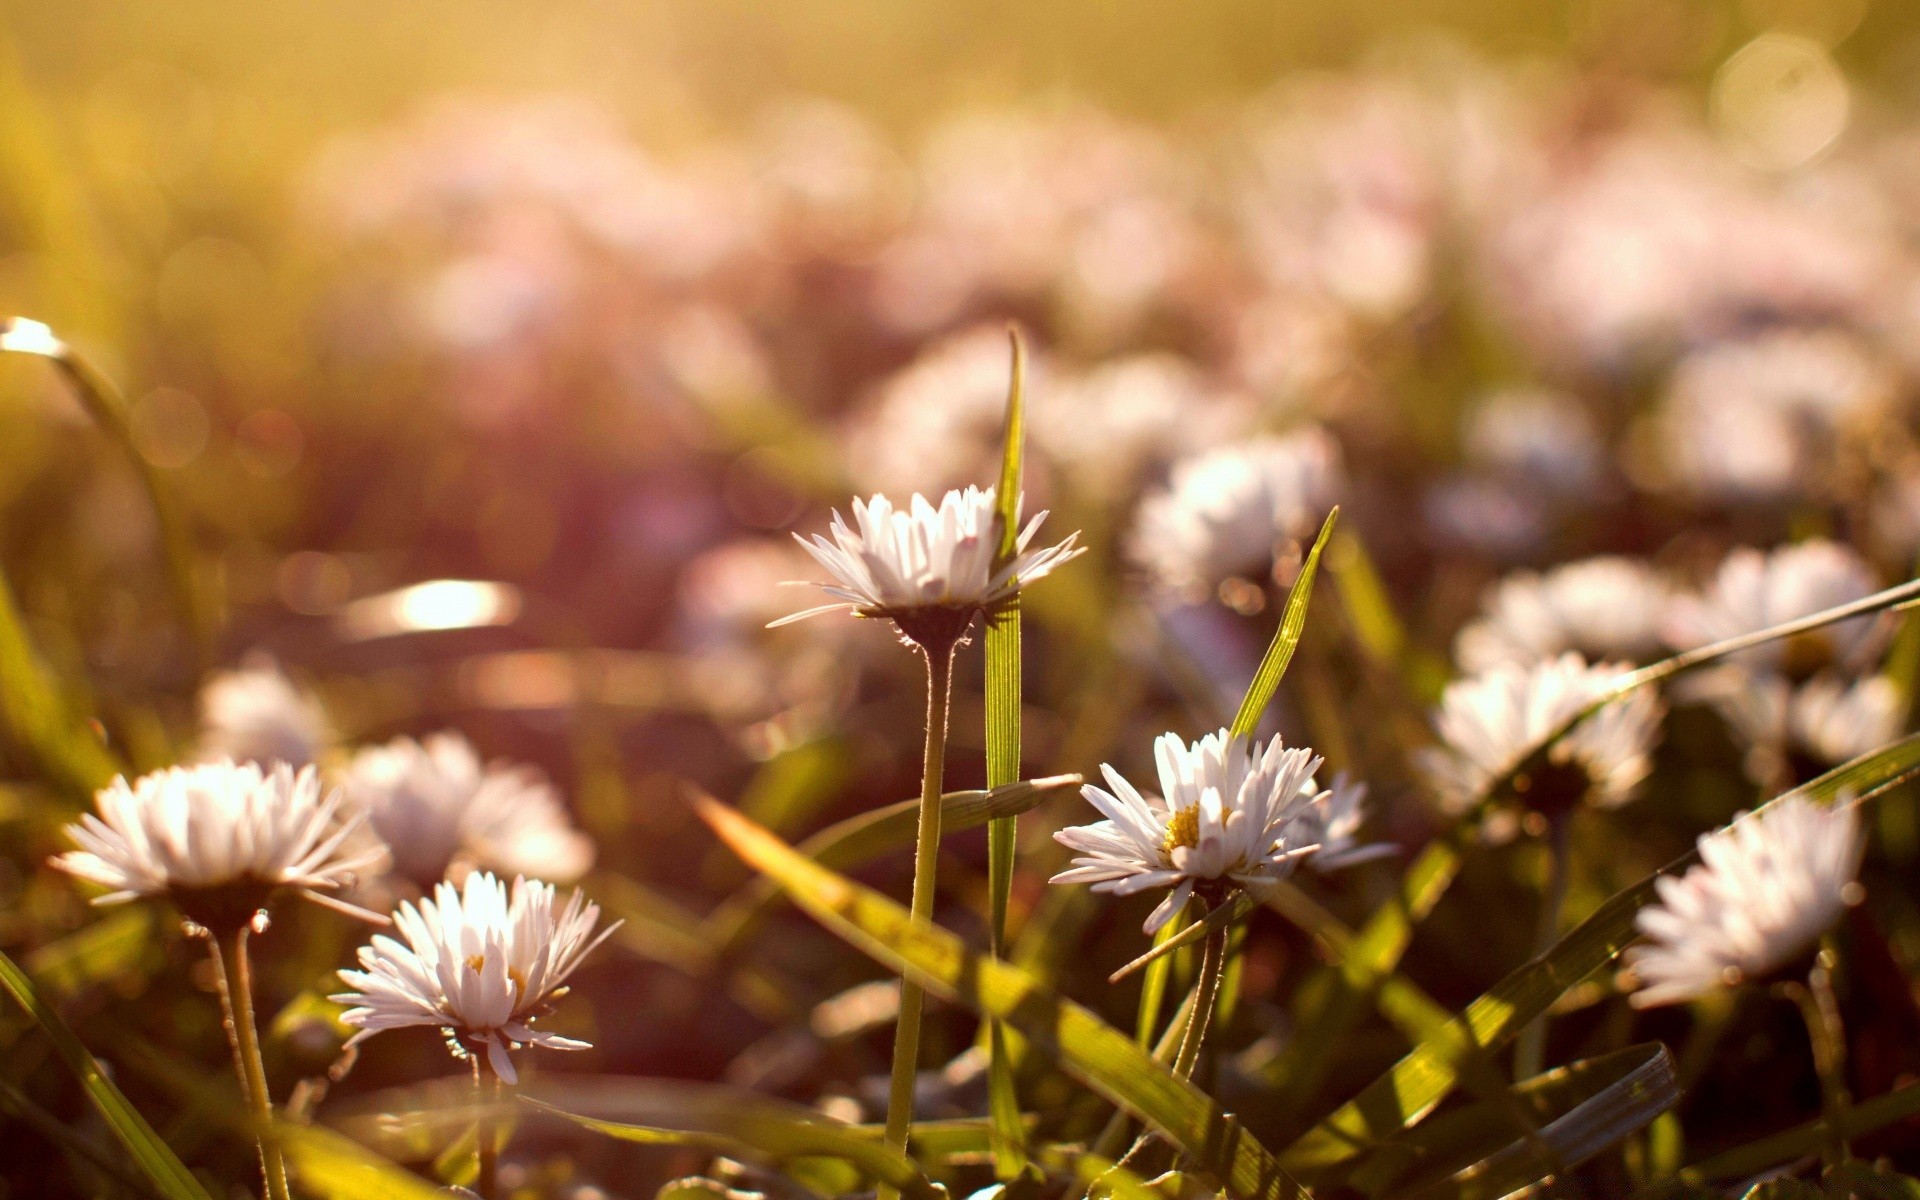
<box><xmin>466</xmin><ymin>954</ymin><xmax>527</xmax><ymax>997</ymax></box>
<box><xmin>1161</xmin><ymin>805</ymin><xmax>1202</xmax><ymax>854</ymax></box>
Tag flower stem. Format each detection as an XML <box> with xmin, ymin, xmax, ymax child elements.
<box><xmin>475</xmin><ymin>1052</ymin><xmax>501</xmax><ymax>1199</ymax></box>
<box><xmin>880</xmin><ymin>638</ymin><xmax>957</xmax><ymax>1200</ymax></box>
<box><xmin>209</xmin><ymin>926</ymin><xmax>291</xmax><ymax>1200</ymax></box>
<box><xmin>1784</xmin><ymin>940</ymin><xmax>1853</xmax><ymax>1167</ymax></box>
<box><xmin>1514</xmin><ymin>810</ymin><xmax>1572</xmax><ymax>1082</ymax></box>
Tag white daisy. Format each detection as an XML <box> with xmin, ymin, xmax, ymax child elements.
<box><xmin>1624</xmin><ymin>796</ymin><xmax>1863</xmax><ymax>1008</ymax></box>
<box><xmin>1285</xmin><ymin>773</ymin><xmax>1396</xmax><ymax>874</ymax></box>
<box><xmin>53</xmin><ymin>761</ymin><xmax>384</xmax><ymax>929</ymax></box>
<box><xmin>1663</xmin><ymin>541</ymin><xmax>1885</xmax><ymax>677</ymax></box>
<box><xmin>332</xmin><ymin>872</ymin><xmax>618</xmax><ymax>1082</ymax></box>
<box><xmin>1421</xmin><ymin>654</ymin><xmax>1665</xmax><ymax>821</ymax></box>
<box><xmin>342</xmin><ymin>733</ymin><xmax>595</xmax><ymax>887</ymax></box>
<box><xmin>776</xmin><ymin>486</ymin><xmax>1083</xmax><ymax>646</ymax></box>
<box><xmin>1049</xmin><ymin>730</ymin><xmax>1359</xmax><ymax>933</ymax></box>
<box><xmin>1692</xmin><ymin>669</ymin><xmax>1906</xmax><ymax>785</ymax></box>
<box><xmin>1461</xmin><ymin>387</ymin><xmax>1604</xmax><ymax>502</ymax></box>
<box><xmin>195</xmin><ymin>661</ymin><xmax>332</xmax><ymax>769</ymax></box>
<box><xmin>1128</xmin><ymin>429</ymin><xmax>1343</xmax><ymax>601</ymax></box>
<box><xmin>1455</xmin><ymin>557</ymin><xmax>1671</xmax><ymax>673</ymax></box>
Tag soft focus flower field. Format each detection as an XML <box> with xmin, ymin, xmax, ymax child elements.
<box><xmin>12</xmin><ymin>2</ymin><xmax>1920</xmax><ymax>1198</ymax></box>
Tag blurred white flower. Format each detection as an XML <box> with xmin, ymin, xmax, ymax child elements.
<box><xmin>1285</xmin><ymin>774</ymin><xmax>1395</xmax><ymax>874</ymax></box>
<box><xmin>1050</xmin><ymin>730</ymin><xmax>1347</xmax><ymax>933</ymax></box>
<box><xmin>1129</xmin><ymin>429</ymin><xmax>1343</xmax><ymax>600</ymax></box>
<box><xmin>343</xmin><ymin>733</ymin><xmax>595</xmax><ymax>886</ymax></box>
<box><xmin>1421</xmin><ymin>654</ymin><xmax>1665</xmax><ymax>820</ymax></box>
<box><xmin>1461</xmin><ymin>387</ymin><xmax>1604</xmax><ymax>500</ymax></box>
<box><xmin>1657</xmin><ymin>330</ymin><xmax>1896</xmax><ymax>504</ymax></box>
<box><xmin>333</xmin><ymin>872</ymin><xmax>617</xmax><ymax>1082</ymax></box>
<box><xmin>53</xmin><ymin>762</ymin><xmax>383</xmax><ymax>927</ymax></box>
<box><xmin>1694</xmin><ymin>669</ymin><xmax>1906</xmax><ymax>784</ymax></box>
<box><xmin>1663</xmin><ymin>540</ymin><xmax>1885</xmax><ymax>677</ymax></box>
<box><xmin>1422</xmin><ymin>474</ymin><xmax>1547</xmax><ymax>562</ymax></box>
<box><xmin>778</xmin><ymin>486</ymin><xmax>1083</xmax><ymax>643</ymax></box>
<box><xmin>1624</xmin><ymin>796</ymin><xmax>1863</xmax><ymax>1007</ymax></box>
<box><xmin>195</xmin><ymin>662</ymin><xmax>331</xmax><ymax>770</ymax></box>
<box><xmin>1455</xmin><ymin>557</ymin><xmax>1671</xmax><ymax>673</ymax></box>
<box><xmin>1033</xmin><ymin>354</ymin><xmax>1250</xmax><ymax>501</ymax></box>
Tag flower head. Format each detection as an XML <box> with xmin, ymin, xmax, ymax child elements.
<box><xmin>195</xmin><ymin>662</ymin><xmax>332</xmax><ymax>769</ymax></box>
<box><xmin>342</xmin><ymin>733</ymin><xmax>594</xmax><ymax>887</ymax></box>
<box><xmin>1421</xmin><ymin>654</ymin><xmax>1665</xmax><ymax>823</ymax></box>
<box><xmin>1692</xmin><ymin>669</ymin><xmax>1905</xmax><ymax>786</ymax></box>
<box><xmin>1455</xmin><ymin>556</ymin><xmax>1671</xmax><ymax>673</ymax></box>
<box><xmin>1129</xmin><ymin>430</ymin><xmax>1342</xmax><ymax>601</ymax></box>
<box><xmin>1624</xmin><ymin>796</ymin><xmax>1863</xmax><ymax>1007</ymax></box>
<box><xmin>777</xmin><ymin>486</ymin><xmax>1082</xmax><ymax>645</ymax></box>
<box><xmin>53</xmin><ymin>762</ymin><xmax>384</xmax><ymax>929</ymax></box>
<box><xmin>1050</xmin><ymin>730</ymin><xmax>1377</xmax><ymax>933</ymax></box>
<box><xmin>1663</xmin><ymin>541</ymin><xmax>1885</xmax><ymax>678</ymax></box>
<box><xmin>332</xmin><ymin>872</ymin><xmax>617</xmax><ymax>1081</ymax></box>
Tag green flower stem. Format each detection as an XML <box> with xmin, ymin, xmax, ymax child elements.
<box><xmin>1784</xmin><ymin>940</ymin><xmax>1854</xmax><ymax>1167</ymax></box>
<box><xmin>476</xmin><ymin>1051</ymin><xmax>501</xmax><ymax>1199</ymax></box>
<box><xmin>210</xmin><ymin>926</ymin><xmax>291</xmax><ymax>1200</ymax></box>
<box><xmin>1514</xmin><ymin>809</ymin><xmax>1572</xmax><ymax>1082</ymax></box>
<box><xmin>880</xmin><ymin>638</ymin><xmax>957</xmax><ymax>1200</ymax></box>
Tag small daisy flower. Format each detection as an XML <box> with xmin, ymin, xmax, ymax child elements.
<box><xmin>1420</xmin><ymin>654</ymin><xmax>1665</xmax><ymax>823</ymax></box>
<box><xmin>195</xmin><ymin>661</ymin><xmax>332</xmax><ymax>769</ymax></box>
<box><xmin>1663</xmin><ymin>541</ymin><xmax>1885</xmax><ymax>678</ymax></box>
<box><xmin>1049</xmin><ymin>730</ymin><xmax>1374</xmax><ymax>933</ymax></box>
<box><xmin>776</xmin><ymin>485</ymin><xmax>1083</xmax><ymax>648</ymax></box>
<box><xmin>1129</xmin><ymin>429</ymin><xmax>1343</xmax><ymax>602</ymax></box>
<box><xmin>53</xmin><ymin>762</ymin><xmax>385</xmax><ymax>930</ymax></box>
<box><xmin>1455</xmin><ymin>556</ymin><xmax>1671</xmax><ymax>673</ymax></box>
<box><xmin>342</xmin><ymin>733</ymin><xmax>595</xmax><ymax>887</ymax></box>
<box><xmin>332</xmin><ymin>872</ymin><xmax>618</xmax><ymax>1082</ymax></box>
<box><xmin>1624</xmin><ymin>796</ymin><xmax>1864</xmax><ymax>1008</ymax></box>
<box><xmin>1693</xmin><ymin>669</ymin><xmax>1906</xmax><ymax>785</ymax></box>
<box><xmin>1285</xmin><ymin>774</ymin><xmax>1396</xmax><ymax>874</ymax></box>
<box><xmin>1461</xmin><ymin>387</ymin><xmax>1604</xmax><ymax>502</ymax></box>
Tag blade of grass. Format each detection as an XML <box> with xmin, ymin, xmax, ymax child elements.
<box><xmin>2</xmin><ymin>318</ymin><xmax>209</xmax><ymax>669</ymax></box>
<box><xmin>694</xmin><ymin>792</ymin><xmax>1306</xmax><ymax>1200</ymax></box>
<box><xmin>1676</xmin><ymin>1078</ymin><xmax>1920</xmax><ymax>1183</ymax></box>
<box><xmin>1281</xmin><ymin>734</ymin><xmax>1920</xmax><ymax>1184</ymax></box>
<box><xmin>984</xmin><ymin>326</ymin><xmax>1029</xmax><ymax>1178</ymax></box>
<box><xmin>0</xmin><ymin>947</ymin><xmax>213</xmax><ymax>1200</ymax></box>
<box><xmin>1230</xmin><ymin>508</ymin><xmax>1338</xmax><ymax>739</ymax></box>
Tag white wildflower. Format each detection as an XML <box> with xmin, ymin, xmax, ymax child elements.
<box><xmin>195</xmin><ymin>662</ymin><xmax>332</xmax><ymax>769</ymax></box>
<box><xmin>1455</xmin><ymin>557</ymin><xmax>1671</xmax><ymax>673</ymax></box>
<box><xmin>1129</xmin><ymin>430</ymin><xmax>1342</xmax><ymax>601</ymax></box>
<box><xmin>53</xmin><ymin>762</ymin><xmax>384</xmax><ymax>928</ymax></box>
<box><xmin>777</xmin><ymin>486</ymin><xmax>1083</xmax><ymax>645</ymax></box>
<box><xmin>332</xmin><ymin>872</ymin><xmax>618</xmax><ymax>1082</ymax></box>
<box><xmin>1663</xmin><ymin>541</ymin><xmax>1885</xmax><ymax>677</ymax></box>
<box><xmin>1421</xmin><ymin>654</ymin><xmax>1665</xmax><ymax>820</ymax></box>
<box><xmin>343</xmin><ymin>733</ymin><xmax>595</xmax><ymax>886</ymax></box>
<box><xmin>1624</xmin><ymin>796</ymin><xmax>1863</xmax><ymax>1007</ymax></box>
<box><xmin>1049</xmin><ymin>730</ymin><xmax>1374</xmax><ymax>933</ymax></box>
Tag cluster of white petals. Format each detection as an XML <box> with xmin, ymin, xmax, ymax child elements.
<box><xmin>1625</xmin><ymin>797</ymin><xmax>1863</xmax><ymax>1008</ymax></box>
<box><xmin>1421</xmin><ymin>653</ymin><xmax>1665</xmax><ymax>818</ymax></box>
<box><xmin>54</xmin><ymin>762</ymin><xmax>383</xmax><ymax>910</ymax></box>
<box><xmin>334</xmin><ymin>872</ymin><xmax>617</xmax><ymax>1081</ymax></box>
<box><xmin>1663</xmin><ymin>541</ymin><xmax>1885</xmax><ymax>675</ymax></box>
<box><xmin>195</xmin><ymin>662</ymin><xmax>332</xmax><ymax>770</ymax></box>
<box><xmin>777</xmin><ymin>486</ymin><xmax>1083</xmax><ymax>626</ymax></box>
<box><xmin>1128</xmin><ymin>430</ymin><xmax>1342</xmax><ymax>599</ymax></box>
<box><xmin>343</xmin><ymin>733</ymin><xmax>595</xmax><ymax>886</ymax></box>
<box><xmin>1454</xmin><ymin>556</ymin><xmax>1671</xmax><ymax>673</ymax></box>
<box><xmin>1050</xmin><ymin>730</ymin><xmax>1383</xmax><ymax>932</ymax></box>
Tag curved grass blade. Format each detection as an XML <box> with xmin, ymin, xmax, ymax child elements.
<box><xmin>275</xmin><ymin>1123</ymin><xmax>448</xmax><ymax>1200</ymax></box>
<box><xmin>985</xmin><ymin>326</ymin><xmax>1030</xmax><ymax>1177</ymax></box>
<box><xmin>1282</xmin><ymin>734</ymin><xmax>1920</xmax><ymax>1182</ymax></box>
<box><xmin>705</xmin><ymin>775</ymin><xmax>1081</xmax><ymax>952</ymax></box>
<box><xmin>0</xmin><ymin>947</ymin><xmax>213</xmax><ymax>1200</ymax></box>
<box><xmin>1677</xmin><ymin>1078</ymin><xmax>1920</xmax><ymax>1184</ymax></box>
<box><xmin>1376</xmin><ymin>1044</ymin><xmax>1678</xmax><ymax>1200</ymax></box>
<box><xmin>520</xmin><ymin>1081</ymin><xmax>942</xmax><ymax>1200</ymax></box>
<box><xmin>1230</xmin><ymin>508</ymin><xmax>1338</xmax><ymax>739</ymax></box>
<box><xmin>693</xmin><ymin>792</ymin><xmax>1306</xmax><ymax>1200</ymax></box>
<box><xmin>2</xmin><ymin>317</ymin><xmax>209</xmax><ymax>668</ymax></box>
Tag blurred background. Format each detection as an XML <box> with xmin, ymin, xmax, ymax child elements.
<box><xmin>10</xmin><ymin>0</ymin><xmax>1920</xmax><ymax>1193</ymax></box>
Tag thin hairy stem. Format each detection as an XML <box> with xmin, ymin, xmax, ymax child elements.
<box><xmin>880</xmin><ymin>638</ymin><xmax>957</xmax><ymax>1200</ymax></box>
<box><xmin>475</xmin><ymin>1052</ymin><xmax>501</xmax><ymax>1199</ymax></box>
<box><xmin>212</xmin><ymin>926</ymin><xmax>290</xmax><ymax>1200</ymax></box>
<box><xmin>1784</xmin><ymin>940</ymin><xmax>1853</xmax><ymax>1167</ymax></box>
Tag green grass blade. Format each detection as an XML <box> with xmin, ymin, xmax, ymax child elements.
<box><xmin>0</xmin><ymin>561</ymin><xmax>120</xmax><ymax>800</ymax></box>
<box><xmin>275</xmin><ymin>1123</ymin><xmax>449</xmax><ymax>1200</ymax></box>
<box><xmin>694</xmin><ymin>793</ymin><xmax>1306</xmax><ymax>1200</ymax></box>
<box><xmin>0</xmin><ymin>946</ymin><xmax>214</xmax><ymax>1200</ymax></box>
<box><xmin>705</xmin><ymin>775</ymin><xmax>1081</xmax><ymax>952</ymax></box>
<box><xmin>2</xmin><ymin>317</ymin><xmax>209</xmax><ymax>669</ymax></box>
<box><xmin>1230</xmin><ymin>508</ymin><xmax>1338</xmax><ymax>739</ymax></box>
<box><xmin>985</xmin><ymin>328</ymin><xmax>1030</xmax><ymax>1176</ymax></box>
<box><xmin>1678</xmin><ymin>1078</ymin><xmax>1920</xmax><ymax>1183</ymax></box>
<box><xmin>1282</xmin><ymin>735</ymin><xmax>1920</xmax><ymax>1182</ymax></box>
